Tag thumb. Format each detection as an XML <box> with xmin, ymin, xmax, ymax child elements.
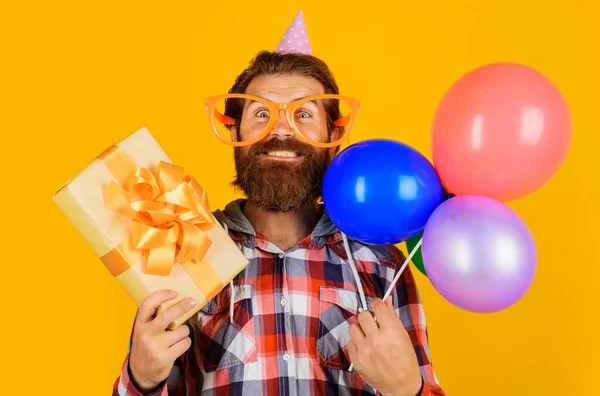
<box><xmin>384</xmin><ymin>296</ymin><xmax>394</xmax><ymax>310</ymax></box>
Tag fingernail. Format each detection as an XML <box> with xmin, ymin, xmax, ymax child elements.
<box><xmin>188</xmin><ymin>298</ymin><xmax>196</xmax><ymax>306</ymax></box>
<box><xmin>170</xmin><ymin>290</ymin><xmax>177</xmax><ymax>297</ymax></box>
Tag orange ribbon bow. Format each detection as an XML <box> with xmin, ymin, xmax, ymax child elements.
<box><xmin>103</xmin><ymin>161</ymin><xmax>215</xmax><ymax>276</ymax></box>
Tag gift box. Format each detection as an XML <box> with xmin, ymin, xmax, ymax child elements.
<box><xmin>53</xmin><ymin>127</ymin><xmax>248</xmax><ymax>329</ymax></box>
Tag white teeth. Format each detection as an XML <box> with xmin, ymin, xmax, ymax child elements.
<box><xmin>266</xmin><ymin>151</ymin><xmax>298</xmax><ymax>158</ymax></box>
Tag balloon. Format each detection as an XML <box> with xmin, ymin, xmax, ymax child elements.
<box><xmin>323</xmin><ymin>139</ymin><xmax>444</xmax><ymax>245</ymax></box>
<box><xmin>406</xmin><ymin>232</ymin><xmax>427</xmax><ymax>276</ymax></box>
<box><xmin>432</xmin><ymin>63</ymin><xmax>571</xmax><ymax>202</ymax></box>
<box><xmin>422</xmin><ymin>195</ymin><xmax>537</xmax><ymax>313</ymax></box>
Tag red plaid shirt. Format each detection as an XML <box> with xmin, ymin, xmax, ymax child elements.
<box><xmin>113</xmin><ymin>199</ymin><xmax>445</xmax><ymax>396</ymax></box>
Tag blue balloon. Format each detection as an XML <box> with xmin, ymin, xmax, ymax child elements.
<box><xmin>323</xmin><ymin>139</ymin><xmax>444</xmax><ymax>245</ymax></box>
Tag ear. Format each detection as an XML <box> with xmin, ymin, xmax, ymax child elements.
<box><xmin>328</xmin><ymin>127</ymin><xmax>341</xmax><ymax>157</ymax></box>
<box><xmin>330</xmin><ymin>126</ymin><xmax>340</xmax><ymax>141</ymax></box>
<box><xmin>230</xmin><ymin>125</ymin><xmax>238</xmax><ymax>142</ymax></box>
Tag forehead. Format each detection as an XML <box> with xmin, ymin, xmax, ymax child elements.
<box><xmin>245</xmin><ymin>74</ymin><xmax>325</xmax><ymax>103</ymax></box>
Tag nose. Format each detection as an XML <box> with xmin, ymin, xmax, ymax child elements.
<box><xmin>269</xmin><ymin>109</ymin><xmax>293</xmax><ymax>139</ymax></box>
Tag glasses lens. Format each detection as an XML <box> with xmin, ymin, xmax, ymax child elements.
<box><xmin>210</xmin><ymin>96</ymin><xmax>273</xmax><ymax>144</ymax></box>
<box><xmin>292</xmin><ymin>97</ymin><xmax>353</xmax><ymax>144</ymax></box>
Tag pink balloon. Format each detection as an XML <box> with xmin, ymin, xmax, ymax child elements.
<box><xmin>422</xmin><ymin>195</ymin><xmax>537</xmax><ymax>313</ymax></box>
<box><xmin>432</xmin><ymin>63</ymin><xmax>571</xmax><ymax>202</ymax></box>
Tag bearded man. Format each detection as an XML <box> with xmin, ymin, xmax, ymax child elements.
<box><xmin>113</xmin><ymin>11</ymin><xmax>445</xmax><ymax>396</ymax></box>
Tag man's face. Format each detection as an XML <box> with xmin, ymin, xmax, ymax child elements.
<box><xmin>232</xmin><ymin>74</ymin><xmax>338</xmax><ymax>213</ymax></box>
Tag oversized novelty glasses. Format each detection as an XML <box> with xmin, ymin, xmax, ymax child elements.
<box><xmin>203</xmin><ymin>94</ymin><xmax>361</xmax><ymax>148</ymax></box>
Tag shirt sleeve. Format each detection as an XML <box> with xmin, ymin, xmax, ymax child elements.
<box><xmin>111</xmin><ymin>355</ymin><xmax>169</xmax><ymax>396</ymax></box>
<box><xmin>384</xmin><ymin>246</ymin><xmax>447</xmax><ymax>396</ymax></box>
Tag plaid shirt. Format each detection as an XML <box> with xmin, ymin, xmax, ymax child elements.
<box><xmin>113</xmin><ymin>199</ymin><xmax>445</xmax><ymax>396</ymax></box>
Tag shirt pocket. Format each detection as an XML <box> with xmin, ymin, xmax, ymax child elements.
<box><xmin>317</xmin><ymin>286</ymin><xmax>374</xmax><ymax>371</ymax></box>
<box><xmin>195</xmin><ymin>283</ymin><xmax>257</xmax><ymax>372</ymax></box>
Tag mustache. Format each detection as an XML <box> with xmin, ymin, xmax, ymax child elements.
<box><xmin>248</xmin><ymin>138</ymin><xmax>315</xmax><ymax>156</ymax></box>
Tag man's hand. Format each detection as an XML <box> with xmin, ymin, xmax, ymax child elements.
<box><xmin>347</xmin><ymin>297</ymin><xmax>423</xmax><ymax>396</ymax></box>
<box><xmin>129</xmin><ymin>290</ymin><xmax>196</xmax><ymax>392</ymax></box>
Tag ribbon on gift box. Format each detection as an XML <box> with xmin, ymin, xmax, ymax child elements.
<box><xmin>96</xmin><ymin>144</ymin><xmax>223</xmax><ymax>297</ymax></box>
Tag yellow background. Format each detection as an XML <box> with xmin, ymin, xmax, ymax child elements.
<box><xmin>1</xmin><ymin>1</ymin><xmax>598</xmax><ymax>394</ymax></box>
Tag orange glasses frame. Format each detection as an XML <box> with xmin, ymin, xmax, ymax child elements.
<box><xmin>203</xmin><ymin>93</ymin><xmax>361</xmax><ymax>148</ymax></box>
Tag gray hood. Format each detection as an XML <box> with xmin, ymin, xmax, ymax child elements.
<box><xmin>213</xmin><ymin>198</ymin><xmax>339</xmax><ymax>240</ymax></box>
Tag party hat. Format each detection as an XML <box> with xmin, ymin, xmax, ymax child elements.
<box><xmin>275</xmin><ymin>10</ymin><xmax>313</xmax><ymax>55</ymax></box>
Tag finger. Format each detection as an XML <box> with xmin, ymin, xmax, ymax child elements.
<box><xmin>136</xmin><ymin>290</ymin><xmax>179</xmax><ymax>324</ymax></box>
<box><xmin>357</xmin><ymin>309</ymin><xmax>379</xmax><ymax>337</ymax></box>
<box><xmin>347</xmin><ymin>339</ymin><xmax>358</xmax><ymax>363</ymax></box>
<box><xmin>370</xmin><ymin>298</ymin><xmax>397</xmax><ymax>329</ymax></box>
<box><xmin>384</xmin><ymin>296</ymin><xmax>394</xmax><ymax>310</ymax></box>
<box><xmin>167</xmin><ymin>335</ymin><xmax>192</xmax><ymax>360</ymax></box>
<box><xmin>348</xmin><ymin>322</ymin><xmax>367</xmax><ymax>348</ymax></box>
<box><xmin>160</xmin><ymin>324</ymin><xmax>191</xmax><ymax>349</ymax></box>
<box><xmin>152</xmin><ymin>297</ymin><xmax>197</xmax><ymax>332</ymax></box>
<box><xmin>384</xmin><ymin>296</ymin><xmax>398</xmax><ymax>321</ymax></box>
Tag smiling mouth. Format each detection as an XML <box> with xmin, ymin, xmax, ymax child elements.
<box><xmin>261</xmin><ymin>150</ymin><xmax>302</xmax><ymax>160</ymax></box>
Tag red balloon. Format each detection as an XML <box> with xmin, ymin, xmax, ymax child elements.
<box><xmin>431</xmin><ymin>63</ymin><xmax>571</xmax><ymax>202</ymax></box>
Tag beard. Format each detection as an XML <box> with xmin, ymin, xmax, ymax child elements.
<box><xmin>233</xmin><ymin>138</ymin><xmax>332</xmax><ymax>213</ymax></box>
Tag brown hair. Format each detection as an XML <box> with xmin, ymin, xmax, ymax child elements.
<box><xmin>224</xmin><ymin>51</ymin><xmax>342</xmax><ymax>138</ymax></box>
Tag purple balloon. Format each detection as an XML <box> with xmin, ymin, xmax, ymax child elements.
<box><xmin>422</xmin><ymin>195</ymin><xmax>537</xmax><ymax>313</ymax></box>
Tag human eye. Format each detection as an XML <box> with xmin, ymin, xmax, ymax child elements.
<box><xmin>295</xmin><ymin>103</ymin><xmax>317</xmax><ymax>121</ymax></box>
<box><xmin>255</xmin><ymin>109</ymin><xmax>270</xmax><ymax>118</ymax></box>
<box><xmin>296</xmin><ymin>110</ymin><xmax>312</xmax><ymax>119</ymax></box>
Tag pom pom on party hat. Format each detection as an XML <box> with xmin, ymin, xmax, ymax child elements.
<box><xmin>275</xmin><ymin>10</ymin><xmax>313</xmax><ymax>55</ymax></box>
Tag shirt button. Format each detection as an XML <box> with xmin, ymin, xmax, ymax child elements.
<box><xmin>278</xmin><ymin>253</ymin><xmax>285</xmax><ymax>258</ymax></box>
<box><xmin>282</xmin><ymin>353</ymin><xmax>291</xmax><ymax>362</ymax></box>
<box><xmin>280</xmin><ymin>297</ymin><xmax>288</xmax><ymax>306</ymax></box>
